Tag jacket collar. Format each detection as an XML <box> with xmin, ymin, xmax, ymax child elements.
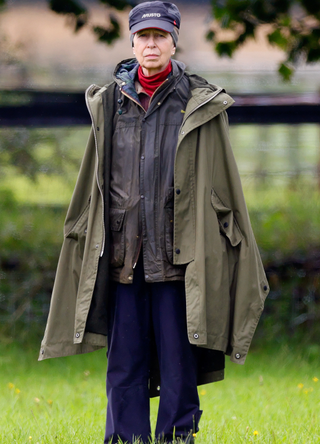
<box><xmin>113</xmin><ymin>58</ymin><xmax>186</xmax><ymax>104</ymax></box>
<box><xmin>179</xmin><ymin>75</ymin><xmax>235</xmax><ymax>137</ymax></box>
<box><xmin>84</xmin><ymin>64</ymin><xmax>234</xmax><ymax>130</ymax></box>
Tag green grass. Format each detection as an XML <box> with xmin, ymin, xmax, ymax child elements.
<box><xmin>1</xmin><ymin>343</ymin><xmax>319</xmax><ymax>443</ymax></box>
<box><xmin>245</xmin><ymin>184</ymin><xmax>320</xmax><ymax>258</ymax></box>
<box><xmin>0</xmin><ymin>174</ymin><xmax>76</xmax><ymax>206</ymax></box>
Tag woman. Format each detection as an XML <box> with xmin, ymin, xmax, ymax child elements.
<box><xmin>39</xmin><ymin>2</ymin><xmax>269</xmax><ymax>443</ymax></box>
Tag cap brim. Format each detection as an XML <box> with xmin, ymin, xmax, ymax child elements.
<box><xmin>131</xmin><ymin>19</ymin><xmax>174</xmax><ymax>34</ymax></box>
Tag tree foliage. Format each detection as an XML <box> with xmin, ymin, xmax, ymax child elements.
<box><xmin>49</xmin><ymin>0</ymin><xmax>136</xmax><ymax>42</ymax></box>
<box><xmin>1</xmin><ymin>1</ymin><xmax>319</xmax><ymax>81</ymax></box>
<box><xmin>207</xmin><ymin>0</ymin><xmax>320</xmax><ymax>80</ymax></box>
<box><xmin>0</xmin><ymin>128</ymin><xmax>81</xmax><ymax>181</ymax></box>
<box><xmin>1</xmin><ymin>0</ymin><xmax>135</xmax><ymax>45</ymax></box>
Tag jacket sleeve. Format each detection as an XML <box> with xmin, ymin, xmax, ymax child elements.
<box><xmin>64</xmin><ymin>129</ymin><xmax>96</xmax><ymax>236</ymax></box>
<box><xmin>215</xmin><ymin>111</ymin><xmax>269</xmax><ymax>364</ymax></box>
<box><xmin>38</xmin><ymin>127</ymin><xmax>107</xmax><ymax>360</ymax></box>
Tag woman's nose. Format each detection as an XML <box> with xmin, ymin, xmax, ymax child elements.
<box><xmin>147</xmin><ymin>37</ymin><xmax>156</xmax><ymax>47</ymax></box>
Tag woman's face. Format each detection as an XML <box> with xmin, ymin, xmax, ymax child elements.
<box><xmin>133</xmin><ymin>28</ymin><xmax>175</xmax><ymax>76</ymax></box>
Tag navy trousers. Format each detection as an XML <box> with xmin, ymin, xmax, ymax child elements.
<box><xmin>104</xmin><ymin>258</ymin><xmax>201</xmax><ymax>444</ymax></box>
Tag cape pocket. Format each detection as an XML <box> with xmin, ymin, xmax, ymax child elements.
<box><xmin>210</xmin><ymin>189</ymin><xmax>243</xmax><ymax>247</ymax></box>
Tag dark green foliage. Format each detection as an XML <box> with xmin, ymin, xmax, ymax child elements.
<box><xmin>49</xmin><ymin>0</ymin><xmax>88</xmax><ymax>31</ymax></box>
<box><xmin>206</xmin><ymin>30</ymin><xmax>215</xmax><ymax>41</ymax></box>
<box><xmin>268</xmin><ymin>29</ymin><xmax>289</xmax><ymax>50</ymax></box>
<box><xmin>49</xmin><ymin>0</ymin><xmax>86</xmax><ymax>16</ymax></box>
<box><xmin>278</xmin><ymin>62</ymin><xmax>293</xmax><ymax>81</ymax></box>
<box><xmin>216</xmin><ymin>41</ymin><xmax>237</xmax><ymax>57</ymax></box>
<box><xmin>93</xmin><ymin>14</ymin><xmax>121</xmax><ymax>44</ymax></box>
<box><xmin>0</xmin><ymin>128</ymin><xmax>80</xmax><ymax>181</ymax></box>
<box><xmin>0</xmin><ymin>188</ymin><xmax>66</xmax><ymax>339</ymax></box>
<box><xmin>100</xmin><ymin>0</ymin><xmax>136</xmax><ymax>10</ymax></box>
<box><xmin>48</xmin><ymin>0</ymin><xmax>133</xmax><ymax>43</ymax></box>
<box><xmin>260</xmin><ymin>257</ymin><xmax>320</xmax><ymax>346</ymax></box>
<box><xmin>209</xmin><ymin>0</ymin><xmax>320</xmax><ymax>80</ymax></box>
<box><xmin>0</xmin><ymin>127</ymin><xmax>85</xmax><ymax>339</ymax></box>
<box><xmin>0</xmin><ymin>0</ymin><xmax>134</xmax><ymax>44</ymax></box>
<box><xmin>301</xmin><ymin>0</ymin><xmax>320</xmax><ymax>18</ymax></box>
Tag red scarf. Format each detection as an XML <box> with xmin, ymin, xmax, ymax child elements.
<box><xmin>138</xmin><ymin>61</ymin><xmax>172</xmax><ymax>97</ymax></box>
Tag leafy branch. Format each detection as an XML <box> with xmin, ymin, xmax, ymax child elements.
<box><xmin>207</xmin><ymin>0</ymin><xmax>320</xmax><ymax>80</ymax></box>
<box><xmin>1</xmin><ymin>0</ymin><xmax>135</xmax><ymax>45</ymax></box>
<box><xmin>49</xmin><ymin>0</ymin><xmax>136</xmax><ymax>43</ymax></box>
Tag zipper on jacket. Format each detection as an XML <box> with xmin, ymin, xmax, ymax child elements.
<box><xmin>85</xmin><ymin>84</ymin><xmax>106</xmax><ymax>257</ymax></box>
<box><xmin>120</xmin><ymin>89</ymin><xmax>146</xmax><ymax>112</ymax></box>
<box><xmin>149</xmin><ymin>78</ymin><xmax>169</xmax><ymax>104</ymax></box>
<box><xmin>120</xmin><ymin>77</ymin><xmax>169</xmax><ymax>112</ymax></box>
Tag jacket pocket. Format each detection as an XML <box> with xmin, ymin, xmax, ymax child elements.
<box><xmin>210</xmin><ymin>189</ymin><xmax>243</xmax><ymax>247</ymax></box>
<box><xmin>65</xmin><ymin>201</ymin><xmax>90</xmax><ymax>260</ymax></box>
<box><xmin>109</xmin><ymin>208</ymin><xmax>126</xmax><ymax>267</ymax></box>
<box><xmin>164</xmin><ymin>187</ymin><xmax>174</xmax><ymax>264</ymax></box>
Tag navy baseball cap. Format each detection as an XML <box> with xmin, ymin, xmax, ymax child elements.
<box><xmin>129</xmin><ymin>1</ymin><xmax>181</xmax><ymax>34</ymax></box>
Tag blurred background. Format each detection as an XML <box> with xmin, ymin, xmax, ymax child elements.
<box><xmin>1</xmin><ymin>0</ymin><xmax>320</xmax><ymax>351</ymax></box>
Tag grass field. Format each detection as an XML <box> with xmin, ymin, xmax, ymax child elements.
<box><xmin>1</xmin><ymin>342</ymin><xmax>319</xmax><ymax>444</ymax></box>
